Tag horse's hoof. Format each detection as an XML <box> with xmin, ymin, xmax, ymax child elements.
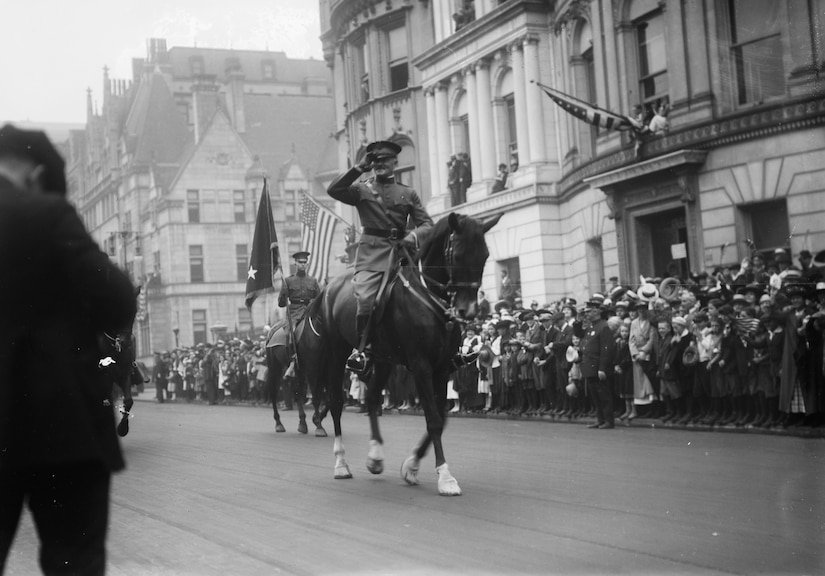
<box><xmin>298</xmin><ymin>420</ymin><xmax>308</xmax><ymax>434</ymax></box>
<box><xmin>275</xmin><ymin>422</ymin><xmax>286</xmax><ymax>433</ymax></box>
<box><xmin>401</xmin><ymin>455</ymin><xmax>420</xmax><ymax>486</ymax></box>
<box><xmin>315</xmin><ymin>427</ymin><xmax>328</xmax><ymax>437</ymax></box>
<box><xmin>334</xmin><ymin>466</ymin><xmax>353</xmax><ymax>479</ymax></box>
<box><xmin>436</xmin><ymin>464</ymin><xmax>462</xmax><ymax>496</ymax></box>
<box><xmin>117</xmin><ymin>418</ymin><xmax>129</xmax><ymax>437</ymax></box>
<box><xmin>366</xmin><ymin>457</ymin><xmax>384</xmax><ymax>475</ymax></box>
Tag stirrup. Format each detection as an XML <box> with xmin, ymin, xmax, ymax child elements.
<box><xmin>346</xmin><ymin>349</ymin><xmax>371</xmax><ymax>374</ymax></box>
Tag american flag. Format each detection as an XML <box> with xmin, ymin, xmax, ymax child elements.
<box><xmin>300</xmin><ymin>193</ymin><xmax>338</xmax><ymax>283</ymax></box>
<box><xmin>535</xmin><ymin>82</ymin><xmax>635</xmax><ymax>132</ymax></box>
<box><xmin>733</xmin><ymin>316</ymin><xmax>761</xmax><ymax>337</ymax></box>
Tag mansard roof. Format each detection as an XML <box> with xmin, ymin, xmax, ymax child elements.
<box><xmin>239</xmin><ymin>93</ymin><xmax>335</xmax><ymax>187</ymax></box>
<box><xmin>166</xmin><ymin>46</ymin><xmax>328</xmax><ymax>84</ymax></box>
<box><xmin>123</xmin><ymin>72</ymin><xmax>191</xmax><ymax>166</ymax></box>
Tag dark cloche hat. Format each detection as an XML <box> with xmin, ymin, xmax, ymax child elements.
<box><xmin>366</xmin><ymin>140</ymin><xmax>402</xmax><ymax>159</ymax></box>
<box><xmin>292</xmin><ymin>251</ymin><xmax>310</xmax><ymax>261</ymax></box>
<box><xmin>0</xmin><ymin>124</ymin><xmax>67</xmax><ymax>195</ymax></box>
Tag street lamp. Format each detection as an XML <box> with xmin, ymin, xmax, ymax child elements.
<box><xmin>172</xmin><ymin>327</ymin><xmax>180</xmax><ymax>348</ymax></box>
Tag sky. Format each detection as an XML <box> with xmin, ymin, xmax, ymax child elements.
<box><xmin>0</xmin><ymin>0</ymin><xmax>324</xmax><ymax>125</ymax></box>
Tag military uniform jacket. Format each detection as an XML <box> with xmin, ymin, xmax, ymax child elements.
<box><xmin>580</xmin><ymin>319</ymin><xmax>617</xmax><ymax>379</ymax></box>
<box><xmin>278</xmin><ymin>271</ymin><xmax>320</xmax><ymax>319</ymax></box>
<box><xmin>327</xmin><ymin>167</ymin><xmax>433</xmax><ymax>272</ymax></box>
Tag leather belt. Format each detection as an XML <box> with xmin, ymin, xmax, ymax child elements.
<box><xmin>362</xmin><ymin>227</ymin><xmax>399</xmax><ymax>239</ymax></box>
<box><xmin>290</xmin><ymin>299</ymin><xmax>311</xmax><ymax>305</ymax></box>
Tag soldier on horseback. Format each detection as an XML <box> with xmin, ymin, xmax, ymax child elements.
<box><xmin>278</xmin><ymin>250</ymin><xmax>320</xmax><ymax>375</ymax></box>
<box><xmin>327</xmin><ymin>140</ymin><xmax>434</xmax><ymax>374</ymax></box>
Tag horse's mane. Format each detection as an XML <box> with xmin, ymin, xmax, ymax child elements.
<box><xmin>418</xmin><ymin>215</ymin><xmax>454</xmax><ymax>265</ymax></box>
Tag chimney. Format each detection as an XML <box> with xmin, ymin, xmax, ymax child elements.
<box><xmin>225</xmin><ymin>65</ymin><xmax>246</xmax><ymax>133</ymax></box>
<box><xmin>192</xmin><ymin>75</ymin><xmax>219</xmax><ymax>143</ymax></box>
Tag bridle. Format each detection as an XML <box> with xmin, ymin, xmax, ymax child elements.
<box><xmin>409</xmin><ymin>230</ymin><xmax>482</xmax><ymax>325</ymax></box>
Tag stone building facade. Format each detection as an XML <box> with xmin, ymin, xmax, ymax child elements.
<box><xmin>320</xmin><ymin>0</ymin><xmax>825</xmax><ymax>307</ymax></box>
<box><xmin>65</xmin><ymin>39</ymin><xmax>339</xmax><ymax>359</ymax></box>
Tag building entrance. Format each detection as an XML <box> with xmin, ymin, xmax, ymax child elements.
<box><xmin>636</xmin><ymin>207</ymin><xmax>689</xmax><ymax>280</ymax></box>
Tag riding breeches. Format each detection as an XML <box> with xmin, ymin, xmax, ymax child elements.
<box><xmin>352</xmin><ymin>269</ymin><xmax>384</xmax><ymax>316</ymax></box>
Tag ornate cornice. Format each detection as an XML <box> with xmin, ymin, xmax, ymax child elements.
<box><xmin>583</xmin><ymin>149</ymin><xmax>708</xmax><ymax>190</ymax></box>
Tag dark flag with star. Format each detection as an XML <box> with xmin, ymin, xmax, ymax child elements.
<box><xmin>245</xmin><ymin>179</ymin><xmax>279</xmax><ymax>310</ymax></box>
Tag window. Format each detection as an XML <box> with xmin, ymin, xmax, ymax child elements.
<box><xmin>586</xmin><ymin>238</ymin><xmax>605</xmax><ymax>296</ymax></box>
<box><xmin>387</xmin><ymin>26</ymin><xmax>409</xmax><ymax>92</ymax></box>
<box><xmin>238</xmin><ymin>308</ymin><xmax>252</xmax><ymax>334</ymax></box>
<box><xmin>236</xmin><ymin>244</ymin><xmax>248</xmax><ymax>281</ymax></box>
<box><xmin>177</xmin><ymin>102</ymin><xmax>191</xmax><ymax>125</ymax></box>
<box><xmin>190</xmin><ymin>57</ymin><xmax>204</xmax><ymax>76</ymax></box>
<box><xmin>636</xmin><ymin>10</ymin><xmax>668</xmax><ymax>107</ymax></box>
<box><xmin>262</xmin><ymin>61</ymin><xmax>274</xmax><ymax>79</ymax></box>
<box><xmin>741</xmin><ymin>199</ymin><xmax>789</xmax><ymax>255</ymax></box>
<box><xmin>153</xmin><ymin>250</ymin><xmax>161</xmax><ymax>275</ymax></box>
<box><xmin>233</xmin><ymin>190</ymin><xmax>245</xmax><ymax>223</ymax></box>
<box><xmin>504</xmin><ymin>94</ymin><xmax>518</xmax><ymax>161</ymax></box>
<box><xmin>352</xmin><ymin>40</ymin><xmax>369</xmax><ymax>104</ymax></box>
<box><xmin>498</xmin><ymin>258</ymin><xmax>521</xmax><ymax>306</ymax></box>
<box><xmin>189</xmin><ymin>245</ymin><xmax>204</xmax><ymax>283</ymax></box>
<box><xmin>187</xmin><ymin>189</ymin><xmax>200</xmax><ymax>223</ymax></box>
<box><xmin>192</xmin><ymin>309</ymin><xmax>207</xmax><ymax>345</ymax></box>
<box><xmin>139</xmin><ymin>323</ymin><xmax>150</xmax><ymax>354</ymax></box>
<box><xmin>728</xmin><ymin>0</ymin><xmax>784</xmax><ymax>105</ymax></box>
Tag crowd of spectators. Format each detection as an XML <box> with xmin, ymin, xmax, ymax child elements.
<box><xmin>448</xmin><ymin>247</ymin><xmax>825</xmax><ymax>430</ymax></box>
<box><xmin>143</xmin><ymin>248</ymin><xmax>825</xmax><ymax>431</ymax></box>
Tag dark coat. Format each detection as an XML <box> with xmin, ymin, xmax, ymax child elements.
<box><xmin>327</xmin><ymin>167</ymin><xmax>433</xmax><ymax>272</ymax></box>
<box><xmin>0</xmin><ymin>176</ymin><xmax>136</xmax><ymax>472</ymax></box>
<box><xmin>580</xmin><ymin>319</ymin><xmax>616</xmax><ymax>379</ymax></box>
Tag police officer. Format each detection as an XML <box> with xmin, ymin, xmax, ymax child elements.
<box><xmin>278</xmin><ymin>250</ymin><xmax>320</xmax><ymax>327</ymax></box>
<box><xmin>327</xmin><ymin>140</ymin><xmax>434</xmax><ymax>373</ymax></box>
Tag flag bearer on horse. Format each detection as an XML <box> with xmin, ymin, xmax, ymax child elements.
<box><xmin>327</xmin><ymin>140</ymin><xmax>434</xmax><ymax>375</ymax></box>
<box><xmin>278</xmin><ymin>250</ymin><xmax>320</xmax><ymax>373</ymax></box>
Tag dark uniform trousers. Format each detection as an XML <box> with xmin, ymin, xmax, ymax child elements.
<box><xmin>581</xmin><ymin>319</ymin><xmax>617</xmax><ymax>426</ymax></box>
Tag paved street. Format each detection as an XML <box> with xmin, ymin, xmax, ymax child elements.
<box><xmin>5</xmin><ymin>398</ymin><xmax>824</xmax><ymax>575</ymax></box>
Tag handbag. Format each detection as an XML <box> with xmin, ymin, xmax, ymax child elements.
<box><xmin>682</xmin><ymin>342</ymin><xmax>699</xmax><ymax>367</ymax></box>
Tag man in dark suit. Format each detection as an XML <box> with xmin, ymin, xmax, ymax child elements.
<box><xmin>0</xmin><ymin>124</ymin><xmax>137</xmax><ymax>575</ymax></box>
<box><xmin>581</xmin><ymin>299</ymin><xmax>617</xmax><ymax>429</ymax></box>
<box><xmin>327</xmin><ymin>140</ymin><xmax>433</xmax><ymax>373</ymax></box>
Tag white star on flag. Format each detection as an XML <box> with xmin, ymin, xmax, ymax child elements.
<box><xmin>247</xmin><ymin>267</ymin><xmax>257</xmax><ymax>280</ymax></box>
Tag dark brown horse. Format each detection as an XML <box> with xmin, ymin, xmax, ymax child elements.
<box><xmin>264</xmin><ymin>297</ymin><xmax>328</xmax><ymax>436</ymax></box>
<box><xmin>310</xmin><ymin>212</ymin><xmax>500</xmax><ymax>495</ymax></box>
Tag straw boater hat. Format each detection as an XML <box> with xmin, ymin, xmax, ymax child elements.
<box><xmin>637</xmin><ymin>283</ymin><xmax>659</xmax><ymax>303</ymax></box>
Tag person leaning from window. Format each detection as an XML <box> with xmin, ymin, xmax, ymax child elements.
<box><xmin>491</xmin><ymin>163</ymin><xmax>509</xmax><ymax>193</ymax></box>
<box><xmin>0</xmin><ymin>124</ymin><xmax>137</xmax><ymax>575</ymax></box>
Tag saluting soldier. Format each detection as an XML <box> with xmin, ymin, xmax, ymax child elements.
<box><xmin>327</xmin><ymin>140</ymin><xmax>434</xmax><ymax>373</ymax></box>
<box><xmin>278</xmin><ymin>250</ymin><xmax>320</xmax><ymax>328</ymax></box>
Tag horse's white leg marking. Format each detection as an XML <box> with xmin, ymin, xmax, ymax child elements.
<box><xmin>436</xmin><ymin>463</ymin><xmax>461</xmax><ymax>496</ymax></box>
<box><xmin>333</xmin><ymin>436</ymin><xmax>352</xmax><ymax>479</ymax></box>
<box><xmin>366</xmin><ymin>439</ymin><xmax>384</xmax><ymax>475</ymax></box>
<box><xmin>400</xmin><ymin>454</ymin><xmax>420</xmax><ymax>486</ymax></box>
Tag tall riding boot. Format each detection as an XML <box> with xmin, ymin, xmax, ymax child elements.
<box><xmin>346</xmin><ymin>314</ymin><xmax>372</xmax><ymax>373</ymax></box>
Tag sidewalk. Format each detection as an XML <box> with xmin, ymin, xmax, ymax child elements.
<box><xmin>130</xmin><ymin>392</ymin><xmax>825</xmax><ymax>439</ymax></box>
